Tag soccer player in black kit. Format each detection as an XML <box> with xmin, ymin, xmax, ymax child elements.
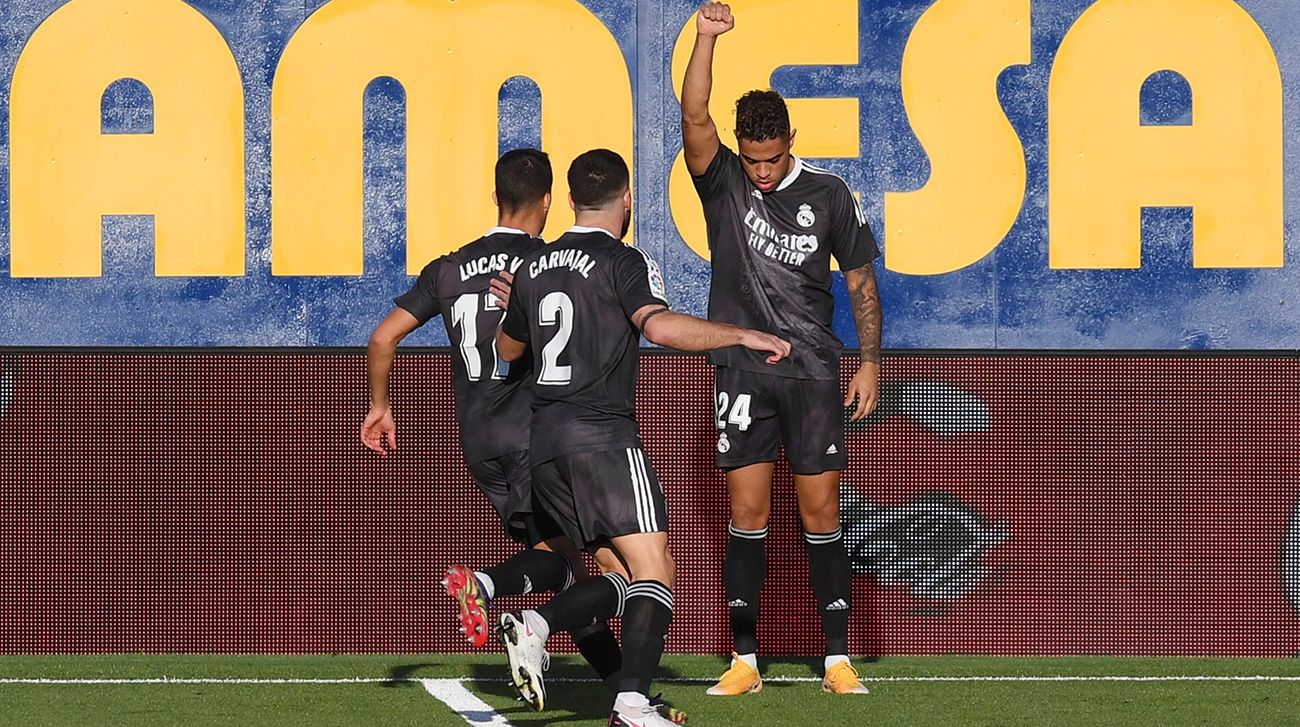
<box><xmin>682</xmin><ymin>1</ymin><xmax>883</xmax><ymax>697</ymax></box>
<box><xmin>494</xmin><ymin>149</ymin><xmax>790</xmax><ymax>726</ymax></box>
<box><xmin>361</xmin><ymin>149</ymin><xmax>624</xmax><ymax>700</ymax></box>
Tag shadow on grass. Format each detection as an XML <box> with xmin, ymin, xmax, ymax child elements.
<box><xmin>380</xmin><ymin>656</ymin><xmax>696</xmax><ymax>725</ymax></box>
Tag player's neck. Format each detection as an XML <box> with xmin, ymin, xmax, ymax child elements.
<box><xmin>571</xmin><ymin>211</ymin><xmax>623</xmax><ymax>239</ymax></box>
<box><xmin>497</xmin><ymin>208</ymin><xmax>547</xmax><ymax>237</ymax></box>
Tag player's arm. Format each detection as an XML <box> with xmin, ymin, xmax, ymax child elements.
<box><xmin>363</xmin><ymin>308</ymin><xmax>422</xmax><ymax>454</ymax></box>
<box><xmin>496</xmin><ymin>271</ymin><xmax>529</xmax><ymax>363</ymax></box>
<box><xmin>635</xmin><ymin>305</ymin><xmax>791</xmax><ymax>364</ymax></box>
<box><xmin>843</xmin><ymin>263</ymin><xmax>883</xmax><ymax>421</ymax></box>
<box><xmin>496</xmin><ymin>329</ymin><xmax>526</xmax><ymax>363</ymax></box>
<box><xmin>681</xmin><ymin>2</ymin><xmax>734</xmax><ymax>175</ymax></box>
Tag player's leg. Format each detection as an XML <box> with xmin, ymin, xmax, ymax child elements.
<box><xmin>498</xmin><ymin>458</ymin><xmax>633</xmax><ymax>712</ymax></box>
<box><xmin>445</xmin><ymin>451</ymin><xmax>569</xmax><ymax>647</ymax></box>
<box><xmin>786</xmin><ymin>378</ymin><xmax>868</xmax><ymax>696</ymax></box>
<box><xmin>522</xmin><ymin>541</ymin><xmax>628</xmax><ymax>692</ymax></box>
<box><xmin>608</xmin><ymin>530</ymin><xmax>678</xmax><ymax>727</ymax></box>
<box><xmin>537</xmin><ymin>444</ymin><xmax>677</xmax><ymax>726</ymax></box>
<box><xmin>710</xmin><ymin>367</ymin><xmax>778</xmax><ymax>696</ymax></box>
<box><xmin>496</xmin><ymin>458</ymin><xmax>582</xmax><ymax>711</ymax></box>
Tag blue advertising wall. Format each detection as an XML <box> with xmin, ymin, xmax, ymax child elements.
<box><xmin>0</xmin><ymin>0</ymin><xmax>1297</xmax><ymax>348</ymax></box>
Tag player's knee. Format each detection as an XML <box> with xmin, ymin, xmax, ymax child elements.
<box><xmin>657</xmin><ymin>547</ymin><xmax>677</xmax><ymax>589</ymax></box>
<box><xmin>594</xmin><ymin>547</ymin><xmax>628</xmax><ymax>579</ymax></box>
<box><xmin>730</xmin><ymin>503</ymin><xmax>771</xmax><ymax>530</ymax></box>
<box><xmin>799</xmin><ymin>504</ymin><xmax>841</xmax><ymax>533</ymax></box>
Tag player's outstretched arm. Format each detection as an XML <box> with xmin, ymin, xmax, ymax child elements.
<box><xmin>843</xmin><ymin>263</ymin><xmax>883</xmax><ymax>420</ymax></box>
<box><xmin>681</xmin><ymin>2</ymin><xmax>733</xmax><ymax>176</ymax></box>
<box><xmin>363</xmin><ymin>308</ymin><xmax>421</xmax><ymax>454</ymax></box>
<box><xmin>635</xmin><ymin>305</ymin><xmax>790</xmax><ymax>363</ymax></box>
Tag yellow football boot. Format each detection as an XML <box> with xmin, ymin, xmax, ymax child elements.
<box><xmin>705</xmin><ymin>653</ymin><xmax>762</xmax><ymax>696</ymax></box>
<box><xmin>822</xmin><ymin>661</ymin><xmax>870</xmax><ymax>695</ymax></box>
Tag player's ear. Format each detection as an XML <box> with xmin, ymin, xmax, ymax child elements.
<box><xmin>623</xmin><ymin>188</ymin><xmax>632</xmax><ymax>210</ymax></box>
<box><xmin>568</xmin><ymin>193</ymin><xmax>576</xmax><ymax>212</ymax></box>
<box><xmin>787</xmin><ymin>129</ymin><xmax>797</xmax><ymax>151</ymax></box>
<box><xmin>543</xmin><ymin>192</ymin><xmax>552</xmax><ymax>212</ymax></box>
<box><xmin>492</xmin><ymin>191</ymin><xmax>499</xmax><ymax>207</ymax></box>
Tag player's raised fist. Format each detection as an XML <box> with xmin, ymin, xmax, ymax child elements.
<box><xmin>697</xmin><ymin>2</ymin><xmax>734</xmax><ymax>37</ymax></box>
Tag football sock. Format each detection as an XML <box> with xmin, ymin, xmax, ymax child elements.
<box><xmin>482</xmin><ymin>548</ymin><xmax>570</xmax><ymax>598</ymax></box>
<box><xmin>724</xmin><ymin>521</ymin><xmax>767</xmax><ymax>655</ymax></box>
<box><xmin>535</xmin><ymin>571</ymin><xmax>627</xmax><ymax>633</ymax></box>
<box><xmin>617</xmin><ymin>580</ymin><xmax>674</xmax><ymax>695</ymax></box>
<box><xmin>806</xmin><ymin>527</ymin><xmax>851</xmax><ymax>656</ymax></box>
<box><xmin>825</xmin><ymin>654</ymin><xmax>850</xmax><ymax>671</ymax></box>
<box><xmin>572</xmin><ymin>621</ymin><xmax>623</xmax><ymax>692</ymax></box>
<box><xmin>473</xmin><ymin>571</ymin><xmax>496</xmax><ymax>601</ymax></box>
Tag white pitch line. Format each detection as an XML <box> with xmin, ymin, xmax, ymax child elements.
<box><xmin>0</xmin><ymin>677</ymin><xmax>398</xmax><ymax>685</ymax></box>
<box><xmin>2</xmin><ymin>675</ymin><xmax>1300</xmax><ymax>685</ymax></box>
<box><xmin>422</xmin><ymin>678</ymin><xmax>513</xmax><ymax>726</ymax></box>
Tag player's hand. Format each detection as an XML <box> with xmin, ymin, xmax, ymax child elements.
<box><xmin>361</xmin><ymin>406</ymin><xmax>397</xmax><ymax>455</ymax></box>
<box><xmin>742</xmin><ymin>330</ymin><xmax>791</xmax><ymax>364</ymax></box>
<box><xmin>697</xmin><ymin>2</ymin><xmax>734</xmax><ymax>37</ymax></box>
<box><xmin>489</xmin><ymin>271</ymin><xmax>514</xmax><ymax>310</ymax></box>
<box><xmin>844</xmin><ymin>360</ymin><xmax>880</xmax><ymax>421</ymax></box>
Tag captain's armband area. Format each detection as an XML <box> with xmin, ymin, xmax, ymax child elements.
<box><xmin>634</xmin><ymin>306</ymin><xmax>671</xmax><ymax>331</ymax></box>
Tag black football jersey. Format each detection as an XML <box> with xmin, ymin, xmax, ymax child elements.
<box><xmin>501</xmin><ymin>227</ymin><xmax>669</xmax><ymax>465</ymax></box>
<box><xmin>394</xmin><ymin>228</ymin><xmax>542</xmax><ymax>464</ymax></box>
<box><xmin>694</xmin><ymin>144</ymin><xmax>880</xmax><ymax>380</ymax></box>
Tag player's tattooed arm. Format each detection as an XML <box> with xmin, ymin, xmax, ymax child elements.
<box><xmin>681</xmin><ymin>2</ymin><xmax>733</xmax><ymax>175</ymax></box>
<box><xmin>845</xmin><ymin>263</ymin><xmax>882</xmax><ymax>364</ymax></box>
<box><xmin>843</xmin><ymin>263</ymin><xmax>882</xmax><ymax>420</ymax></box>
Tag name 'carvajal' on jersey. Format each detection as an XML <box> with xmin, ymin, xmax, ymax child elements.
<box><xmin>527</xmin><ymin>247</ymin><xmax>598</xmax><ymax>279</ymax></box>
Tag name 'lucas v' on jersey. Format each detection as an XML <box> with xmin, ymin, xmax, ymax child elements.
<box><xmin>394</xmin><ymin>227</ymin><xmax>542</xmax><ymax>464</ymax></box>
<box><xmin>501</xmin><ymin>227</ymin><xmax>669</xmax><ymax>466</ymax></box>
<box><xmin>693</xmin><ymin>144</ymin><xmax>880</xmax><ymax>381</ymax></box>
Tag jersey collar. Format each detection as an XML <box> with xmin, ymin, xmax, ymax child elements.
<box><xmin>566</xmin><ymin>225</ymin><xmax>618</xmax><ymax>239</ymax></box>
<box><xmin>486</xmin><ymin>225</ymin><xmax>530</xmax><ymax>237</ymax></box>
<box><xmin>771</xmin><ymin>156</ymin><xmax>805</xmax><ymax>193</ymax></box>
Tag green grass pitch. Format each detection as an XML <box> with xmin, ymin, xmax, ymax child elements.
<box><xmin>3</xmin><ymin>653</ymin><xmax>1298</xmax><ymax>726</ymax></box>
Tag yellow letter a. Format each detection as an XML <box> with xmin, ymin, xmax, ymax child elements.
<box><xmin>1049</xmin><ymin>0</ymin><xmax>1282</xmax><ymax>269</ymax></box>
<box><xmin>10</xmin><ymin>0</ymin><xmax>245</xmax><ymax>277</ymax></box>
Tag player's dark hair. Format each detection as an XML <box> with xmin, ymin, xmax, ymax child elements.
<box><xmin>495</xmin><ymin>148</ymin><xmax>552</xmax><ymax>211</ymax></box>
<box><xmin>735</xmin><ymin>90</ymin><xmax>791</xmax><ymax>143</ymax></box>
<box><xmin>568</xmin><ymin>149</ymin><xmax>629</xmax><ymax>210</ymax></box>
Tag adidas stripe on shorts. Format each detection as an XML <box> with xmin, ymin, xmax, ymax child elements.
<box><xmin>529</xmin><ymin>442</ymin><xmax>668</xmax><ymax>548</ymax></box>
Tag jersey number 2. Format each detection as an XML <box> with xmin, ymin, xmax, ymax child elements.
<box><xmin>537</xmin><ymin>292</ymin><xmax>574</xmax><ymax>386</ymax></box>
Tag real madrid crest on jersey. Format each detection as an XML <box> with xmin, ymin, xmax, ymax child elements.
<box><xmin>797</xmin><ymin>203</ymin><xmax>816</xmax><ymax>228</ymax></box>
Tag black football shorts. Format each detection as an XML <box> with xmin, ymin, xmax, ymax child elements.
<box><xmin>529</xmin><ymin>443</ymin><xmax>668</xmax><ymax>548</ymax></box>
<box><xmin>713</xmin><ymin>366</ymin><xmax>847</xmax><ymax>475</ymax></box>
<box><xmin>466</xmin><ymin>450</ymin><xmax>563</xmax><ymax>546</ymax></box>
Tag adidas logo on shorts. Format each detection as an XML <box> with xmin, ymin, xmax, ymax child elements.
<box><xmin>825</xmin><ymin>599</ymin><xmax>849</xmax><ymax>611</ymax></box>
<box><xmin>728</xmin><ymin>599</ymin><xmax>749</xmax><ymax>608</ymax></box>
<box><xmin>825</xmin><ymin>444</ymin><xmax>838</xmax><ymax>455</ymax></box>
